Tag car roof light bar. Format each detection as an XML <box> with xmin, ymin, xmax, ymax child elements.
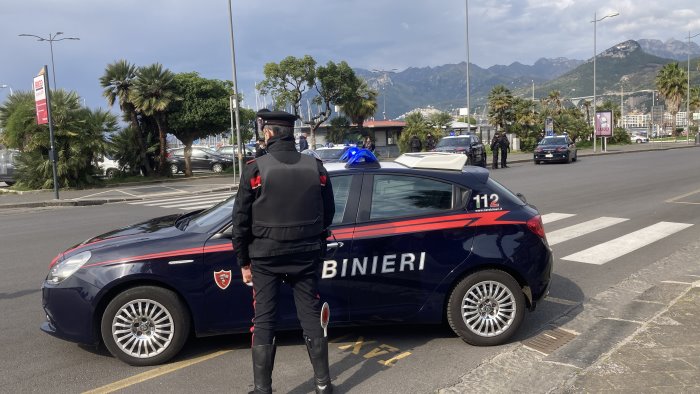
<box><xmin>343</xmin><ymin>148</ymin><xmax>380</xmax><ymax>168</ymax></box>
<box><xmin>395</xmin><ymin>152</ymin><xmax>468</xmax><ymax>171</ymax></box>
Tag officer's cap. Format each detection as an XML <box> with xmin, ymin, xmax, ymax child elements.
<box><xmin>256</xmin><ymin>109</ymin><xmax>297</xmax><ymax>128</ymax></box>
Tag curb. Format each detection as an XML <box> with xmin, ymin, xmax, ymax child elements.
<box><xmin>0</xmin><ymin>186</ymin><xmax>237</xmax><ymax>210</ymax></box>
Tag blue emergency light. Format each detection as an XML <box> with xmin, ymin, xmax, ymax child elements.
<box><xmin>342</xmin><ymin>148</ymin><xmax>379</xmax><ymax>168</ymax></box>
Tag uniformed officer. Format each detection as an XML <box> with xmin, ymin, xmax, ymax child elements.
<box><xmin>232</xmin><ymin>110</ymin><xmax>335</xmax><ymax>394</ymax></box>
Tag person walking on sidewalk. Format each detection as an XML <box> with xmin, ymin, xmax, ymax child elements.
<box><xmin>499</xmin><ymin>133</ymin><xmax>510</xmax><ymax>168</ymax></box>
<box><xmin>232</xmin><ymin>110</ymin><xmax>335</xmax><ymax>394</ymax></box>
<box><xmin>490</xmin><ymin>133</ymin><xmax>500</xmax><ymax>169</ymax></box>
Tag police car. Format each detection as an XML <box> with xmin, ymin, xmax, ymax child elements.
<box><xmin>41</xmin><ymin>150</ymin><xmax>552</xmax><ymax>365</ymax></box>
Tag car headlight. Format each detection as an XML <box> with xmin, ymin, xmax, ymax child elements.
<box><xmin>47</xmin><ymin>251</ymin><xmax>91</xmax><ymax>284</ymax></box>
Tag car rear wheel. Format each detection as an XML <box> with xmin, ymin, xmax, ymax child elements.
<box><xmin>534</xmin><ymin>160</ymin><xmax>540</xmax><ymax>165</ymax></box>
<box><xmin>101</xmin><ymin>286</ymin><xmax>190</xmax><ymax>366</ymax></box>
<box><xmin>572</xmin><ymin>152</ymin><xmax>578</xmax><ymax>162</ymax></box>
<box><xmin>105</xmin><ymin>169</ymin><xmax>116</xmax><ymax>179</ymax></box>
<box><xmin>212</xmin><ymin>163</ymin><xmax>224</xmax><ymax>173</ymax></box>
<box><xmin>446</xmin><ymin>270</ymin><xmax>525</xmax><ymax>346</ymax></box>
<box><xmin>170</xmin><ymin>164</ymin><xmax>179</xmax><ymax>175</ymax></box>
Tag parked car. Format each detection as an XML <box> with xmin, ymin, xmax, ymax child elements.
<box><xmin>168</xmin><ymin>147</ymin><xmax>233</xmax><ymax>174</ymax></box>
<box><xmin>432</xmin><ymin>134</ymin><xmax>487</xmax><ymax>167</ymax></box>
<box><xmin>97</xmin><ymin>155</ymin><xmax>121</xmax><ymax>179</ymax></box>
<box><xmin>630</xmin><ymin>134</ymin><xmax>649</xmax><ymax>143</ymax></box>
<box><xmin>314</xmin><ymin>146</ymin><xmax>350</xmax><ymax>163</ymax></box>
<box><xmin>0</xmin><ymin>148</ymin><xmax>18</xmax><ymax>186</ymax></box>
<box><xmin>217</xmin><ymin>145</ymin><xmax>255</xmax><ymax>160</ymax></box>
<box><xmin>40</xmin><ymin>151</ymin><xmax>552</xmax><ymax>365</ymax></box>
<box><xmin>533</xmin><ymin>135</ymin><xmax>577</xmax><ymax>164</ymax></box>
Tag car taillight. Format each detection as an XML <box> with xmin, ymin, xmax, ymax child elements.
<box><xmin>527</xmin><ymin>215</ymin><xmax>546</xmax><ymax>239</ymax></box>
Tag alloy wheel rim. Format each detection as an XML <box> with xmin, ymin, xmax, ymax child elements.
<box><xmin>112</xmin><ymin>299</ymin><xmax>174</xmax><ymax>359</ymax></box>
<box><xmin>461</xmin><ymin>280</ymin><xmax>516</xmax><ymax>337</ymax></box>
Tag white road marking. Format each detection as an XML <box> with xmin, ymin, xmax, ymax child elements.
<box><xmin>561</xmin><ymin>222</ymin><xmax>694</xmax><ymax>265</ymax></box>
<box><xmin>159</xmin><ymin>197</ymin><xmax>228</xmax><ymax>208</ymax></box>
<box><xmin>128</xmin><ymin>192</ymin><xmax>232</xmax><ymax>205</ymax></box>
<box><xmin>541</xmin><ymin>213</ymin><xmax>576</xmax><ymax>224</ymax></box>
<box><xmin>547</xmin><ymin>217</ymin><xmax>629</xmax><ymax>246</ymax></box>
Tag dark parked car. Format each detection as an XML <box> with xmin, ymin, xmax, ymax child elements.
<box><xmin>0</xmin><ymin>148</ymin><xmax>18</xmax><ymax>186</ymax></box>
<box><xmin>533</xmin><ymin>135</ymin><xmax>577</xmax><ymax>164</ymax></box>
<box><xmin>41</xmin><ymin>152</ymin><xmax>552</xmax><ymax>365</ymax></box>
<box><xmin>217</xmin><ymin>145</ymin><xmax>255</xmax><ymax>160</ymax></box>
<box><xmin>168</xmin><ymin>147</ymin><xmax>233</xmax><ymax>174</ymax></box>
<box><xmin>432</xmin><ymin>134</ymin><xmax>487</xmax><ymax>167</ymax></box>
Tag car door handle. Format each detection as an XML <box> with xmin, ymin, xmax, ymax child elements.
<box><xmin>326</xmin><ymin>241</ymin><xmax>344</xmax><ymax>250</ymax></box>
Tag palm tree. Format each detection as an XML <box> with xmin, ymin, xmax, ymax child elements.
<box><xmin>100</xmin><ymin>60</ymin><xmax>152</xmax><ymax>175</ymax></box>
<box><xmin>487</xmin><ymin>85</ymin><xmax>514</xmax><ymax>132</ymax></box>
<box><xmin>655</xmin><ymin>62</ymin><xmax>687</xmax><ymax>136</ymax></box>
<box><xmin>340</xmin><ymin>80</ymin><xmax>378</xmax><ymax>136</ymax></box>
<box><xmin>130</xmin><ymin>63</ymin><xmax>179</xmax><ymax>175</ymax></box>
<box><xmin>689</xmin><ymin>86</ymin><xmax>700</xmax><ymax>135</ymax></box>
<box><xmin>545</xmin><ymin>90</ymin><xmax>563</xmax><ymax>115</ymax></box>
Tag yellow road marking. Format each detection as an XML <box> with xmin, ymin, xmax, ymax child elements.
<box><xmin>379</xmin><ymin>351</ymin><xmax>411</xmax><ymax>367</ymax></box>
<box><xmin>82</xmin><ymin>349</ymin><xmax>232</xmax><ymax>394</ymax></box>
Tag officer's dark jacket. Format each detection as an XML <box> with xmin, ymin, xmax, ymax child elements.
<box><xmin>232</xmin><ymin>136</ymin><xmax>335</xmax><ymax>267</ymax></box>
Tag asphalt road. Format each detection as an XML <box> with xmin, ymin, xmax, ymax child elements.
<box><xmin>1</xmin><ymin>148</ymin><xmax>699</xmax><ymax>393</ymax></box>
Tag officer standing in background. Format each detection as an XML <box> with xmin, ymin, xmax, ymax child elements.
<box><xmin>254</xmin><ymin>137</ymin><xmax>267</xmax><ymax>158</ymax></box>
<box><xmin>499</xmin><ymin>133</ymin><xmax>510</xmax><ymax>168</ymax></box>
<box><xmin>232</xmin><ymin>110</ymin><xmax>335</xmax><ymax>394</ymax></box>
<box><xmin>490</xmin><ymin>133</ymin><xmax>500</xmax><ymax>169</ymax></box>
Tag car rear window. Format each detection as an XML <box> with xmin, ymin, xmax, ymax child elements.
<box><xmin>370</xmin><ymin>174</ymin><xmax>453</xmax><ymax>220</ymax></box>
<box><xmin>437</xmin><ymin>137</ymin><xmax>472</xmax><ymax>147</ymax></box>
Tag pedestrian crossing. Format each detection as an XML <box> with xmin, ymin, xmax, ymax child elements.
<box><xmin>127</xmin><ymin>191</ymin><xmax>233</xmax><ymax>211</ymax></box>
<box><xmin>123</xmin><ymin>197</ymin><xmax>695</xmax><ymax>266</ymax></box>
<box><xmin>544</xmin><ymin>212</ymin><xmax>693</xmax><ymax>265</ymax></box>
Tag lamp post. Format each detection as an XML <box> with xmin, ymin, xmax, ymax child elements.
<box><xmin>18</xmin><ymin>32</ymin><xmax>79</xmax><ymax>89</ymax></box>
<box><xmin>0</xmin><ymin>84</ymin><xmax>13</xmax><ymax>96</ymax></box>
<box><xmin>687</xmin><ymin>31</ymin><xmax>699</xmax><ymax>144</ymax></box>
<box><xmin>592</xmin><ymin>11</ymin><xmax>619</xmax><ymax>153</ymax></box>
<box><xmin>465</xmin><ymin>0</ymin><xmax>471</xmax><ymax>123</ymax></box>
<box><xmin>371</xmin><ymin>68</ymin><xmax>397</xmax><ymax>120</ymax></box>
<box><xmin>227</xmin><ymin>0</ymin><xmax>243</xmax><ymax>180</ymax></box>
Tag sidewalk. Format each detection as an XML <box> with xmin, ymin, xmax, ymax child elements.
<box><xmin>437</xmin><ymin>237</ymin><xmax>700</xmax><ymax>394</ymax></box>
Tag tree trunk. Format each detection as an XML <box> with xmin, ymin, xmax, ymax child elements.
<box><xmin>155</xmin><ymin>115</ymin><xmax>169</xmax><ymax>176</ymax></box>
<box><xmin>184</xmin><ymin>143</ymin><xmax>193</xmax><ymax>177</ymax></box>
<box><xmin>127</xmin><ymin>107</ymin><xmax>152</xmax><ymax>176</ymax></box>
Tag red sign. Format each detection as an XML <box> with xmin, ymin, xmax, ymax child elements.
<box><xmin>33</xmin><ymin>74</ymin><xmax>48</xmax><ymax>125</ymax></box>
<box><xmin>595</xmin><ymin>111</ymin><xmax>613</xmax><ymax>137</ymax></box>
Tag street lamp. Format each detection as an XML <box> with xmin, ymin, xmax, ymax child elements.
<box><xmin>227</xmin><ymin>0</ymin><xmax>243</xmax><ymax>180</ymax></box>
<box><xmin>465</xmin><ymin>0</ymin><xmax>471</xmax><ymax>123</ymax></box>
<box><xmin>18</xmin><ymin>32</ymin><xmax>79</xmax><ymax>89</ymax></box>
<box><xmin>371</xmin><ymin>68</ymin><xmax>397</xmax><ymax>120</ymax></box>
<box><xmin>0</xmin><ymin>84</ymin><xmax>13</xmax><ymax>96</ymax></box>
<box><xmin>687</xmin><ymin>31</ymin><xmax>699</xmax><ymax>144</ymax></box>
<box><xmin>592</xmin><ymin>11</ymin><xmax>619</xmax><ymax>153</ymax></box>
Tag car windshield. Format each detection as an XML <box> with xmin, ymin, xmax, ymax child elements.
<box><xmin>539</xmin><ymin>137</ymin><xmax>567</xmax><ymax>146</ymax></box>
<box><xmin>437</xmin><ymin>137</ymin><xmax>472</xmax><ymax>147</ymax></box>
<box><xmin>316</xmin><ymin>148</ymin><xmax>346</xmax><ymax>159</ymax></box>
<box><xmin>184</xmin><ymin>195</ymin><xmax>235</xmax><ymax>233</ymax></box>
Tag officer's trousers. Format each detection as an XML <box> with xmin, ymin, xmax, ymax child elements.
<box><xmin>500</xmin><ymin>149</ymin><xmax>508</xmax><ymax>167</ymax></box>
<box><xmin>492</xmin><ymin>150</ymin><xmax>499</xmax><ymax>169</ymax></box>
<box><xmin>250</xmin><ymin>251</ymin><xmax>323</xmax><ymax>346</ymax></box>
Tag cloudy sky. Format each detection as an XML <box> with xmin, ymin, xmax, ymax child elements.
<box><xmin>1</xmin><ymin>0</ymin><xmax>699</xmax><ymax>111</ymax></box>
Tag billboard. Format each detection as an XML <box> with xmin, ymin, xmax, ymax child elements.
<box><xmin>33</xmin><ymin>74</ymin><xmax>48</xmax><ymax>125</ymax></box>
<box><xmin>595</xmin><ymin>111</ymin><xmax>613</xmax><ymax>137</ymax></box>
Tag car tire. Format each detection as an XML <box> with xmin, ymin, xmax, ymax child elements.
<box><xmin>170</xmin><ymin>164</ymin><xmax>179</xmax><ymax>175</ymax></box>
<box><xmin>572</xmin><ymin>152</ymin><xmax>577</xmax><ymax>162</ymax></box>
<box><xmin>534</xmin><ymin>160</ymin><xmax>540</xmax><ymax>165</ymax></box>
<box><xmin>636</xmin><ymin>139</ymin><xmax>641</xmax><ymax>144</ymax></box>
<box><xmin>105</xmin><ymin>169</ymin><xmax>116</xmax><ymax>179</ymax></box>
<box><xmin>480</xmin><ymin>153</ymin><xmax>487</xmax><ymax>168</ymax></box>
<box><xmin>101</xmin><ymin>286</ymin><xmax>190</xmax><ymax>366</ymax></box>
<box><xmin>212</xmin><ymin>163</ymin><xmax>224</xmax><ymax>173</ymax></box>
<box><xmin>446</xmin><ymin>270</ymin><xmax>525</xmax><ymax>346</ymax></box>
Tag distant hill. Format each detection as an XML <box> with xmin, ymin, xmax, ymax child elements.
<box><xmin>638</xmin><ymin>38</ymin><xmax>700</xmax><ymax>61</ymax></box>
<box><xmin>354</xmin><ymin>57</ymin><xmax>583</xmax><ymax>119</ymax></box>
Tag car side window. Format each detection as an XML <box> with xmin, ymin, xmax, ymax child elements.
<box><xmin>370</xmin><ymin>175</ymin><xmax>453</xmax><ymax>220</ymax></box>
<box><xmin>330</xmin><ymin>175</ymin><xmax>352</xmax><ymax>225</ymax></box>
<box><xmin>191</xmin><ymin>149</ymin><xmax>205</xmax><ymax>158</ymax></box>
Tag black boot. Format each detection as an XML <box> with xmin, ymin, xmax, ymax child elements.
<box><xmin>305</xmin><ymin>336</ymin><xmax>332</xmax><ymax>394</ymax></box>
<box><xmin>251</xmin><ymin>344</ymin><xmax>276</xmax><ymax>394</ymax></box>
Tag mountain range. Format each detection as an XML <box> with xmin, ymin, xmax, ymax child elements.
<box><xmin>356</xmin><ymin>38</ymin><xmax>700</xmax><ymax>119</ymax></box>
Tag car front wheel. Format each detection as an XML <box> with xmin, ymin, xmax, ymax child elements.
<box><xmin>101</xmin><ymin>286</ymin><xmax>190</xmax><ymax>366</ymax></box>
<box><xmin>446</xmin><ymin>270</ymin><xmax>525</xmax><ymax>346</ymax></box>
<box><xmin>170</xmin><ymin>164</ymin><xmax>180</xmax><ymax>175</ymax></box>
<box><xmin>212</xmin><ymin>163</ymin><xmax>224</xmax><ymax>173</ymax></box>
